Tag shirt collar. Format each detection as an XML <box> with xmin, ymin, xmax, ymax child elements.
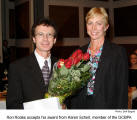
<box><xmin>34</xmin><ymin>50</ymin><xmax>51</xmax><ymax>71</ymax></box>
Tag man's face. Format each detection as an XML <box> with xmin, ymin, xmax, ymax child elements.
<box><xmin>33</xmin><ymin>25</ymin><xmax>56</xmax><ymax>54</ymax></box>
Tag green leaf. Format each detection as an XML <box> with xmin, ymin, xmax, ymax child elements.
<box><xmin>59</xmin><ymin>65</ymin><xmax>69</xmax><ymax>76</ymax></box>
<box><xmin>81</xmin><ymin>64</ymin><xmax>90</xmax><ymax>72</ymax></box>
<box><xmin>76</xmin><ymin>61</ymin><xmax>82</xmax><ymax>67</ymax></box>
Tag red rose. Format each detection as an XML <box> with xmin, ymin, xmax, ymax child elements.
<box><xmin>64</xmin><ymin>58</ymin><xmax>73</xmax><ymax>69</ymax></box>
<box><xmin>83</xmin><ymin>53</ymin><xmax>90</xmax><ymax>61</ymax></box>
<box><xmin>71</xmin><ymin>49</ymin><xmax>82</xmax><ymax>59</ymax></box>
<box><xmin>73</xmin><ymin>57</ymin><xmax>81</xmax><ymax>65</ymax></box>
<box><xmin>72</xmin><ymin>52</ymin><xmax>83</xmax><ymax>65</ymax></box>
<box><xmin>77</xmin><ymin>52</ymin><xmax>83</xmax><ymax>61</ymax></box>
<box><xmin>57</xmin><ymin>59</ymin><xmax>65</xmax><ymax>68</ymax></box>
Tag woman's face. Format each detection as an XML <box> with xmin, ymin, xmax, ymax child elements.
<box><xmin>86</xmin><ymin>15</ymin><xmax>109</xmax><ymax>41</ymax></box>
<box><xmin>130</xmin><ymin>54</ymin><xmax>137</xmax><ymax>65</ymax></box>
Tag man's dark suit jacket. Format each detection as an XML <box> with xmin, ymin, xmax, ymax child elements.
<box><xmin>66</xmin><ymin>40</ymin><xmax>128</xmax><ymax>109</ymax></box>
<box><xmin>6</xmin><ymin>53</ymin><xmax>57</xmax><ymax>109</ymax></box>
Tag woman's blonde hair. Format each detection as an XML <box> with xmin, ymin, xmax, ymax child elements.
<box><xmin>85</xmin><ymin>7</ymin><xmax>109</xmax><ymax>27</ymax></box>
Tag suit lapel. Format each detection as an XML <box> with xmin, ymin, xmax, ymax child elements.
<box><xmin>30</xmin><ymin>53</ymin><xmax>58</xmax><ymax>90</ymax></box>
<box><xmin>94</xmin><ymin>40</ymin><xmax>111</xmax><ymax>95</ymax></box>
<box><xmin>29</xmin><ymin>53</ymin><xmax>46</xmax><ymax>88</ymax></box>
<box><xmin>50</xmin><ymin>56</ymin><xmax>58</xmax><ymax>76</ymax></box>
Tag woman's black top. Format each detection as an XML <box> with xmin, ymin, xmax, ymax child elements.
<box><xmin>128</xmin><ymin>69</ymin><xmax>137</xmax><ymax>87</ymax></box>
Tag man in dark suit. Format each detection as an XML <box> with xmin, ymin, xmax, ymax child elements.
<box><xmin>3</xmin><ymin>40</ymin><xmax>10</xmax><ymax>69</ymax></box>
<box><xmin>6</xmin><ymin>17</ymin><xmax>58</xmax><ymax>109</ymax></box>
<box><xmin>0</xmin><ymin>57</ymin><xmax>4</xmax><ymax>91</ymax></box>
<box><xmin>0</xmin><ymin>57</ymin><xmax>4</xmax><ymax>79</ymax></box>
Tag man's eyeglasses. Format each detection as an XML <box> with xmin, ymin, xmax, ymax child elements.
<box><xmin>35</xmin><ymin>32</ymin><xmax>54</xmax><ymax>39</ymax></box>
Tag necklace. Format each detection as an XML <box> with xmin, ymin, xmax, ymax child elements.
<box><xmin>90</xmin><ymin>45</ymin><xmax>103</xmax><ymax>58</ymax></box>
<box><xmin>90</xmin><ymin>46</ymin><xmax>100</xmax><ymax>54</ymax></box>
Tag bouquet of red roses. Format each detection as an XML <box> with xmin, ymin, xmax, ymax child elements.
<box><xmin>45</xmin><ymin>49</ymin><xmax>91</xmax><ymax>104</ymax></box>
